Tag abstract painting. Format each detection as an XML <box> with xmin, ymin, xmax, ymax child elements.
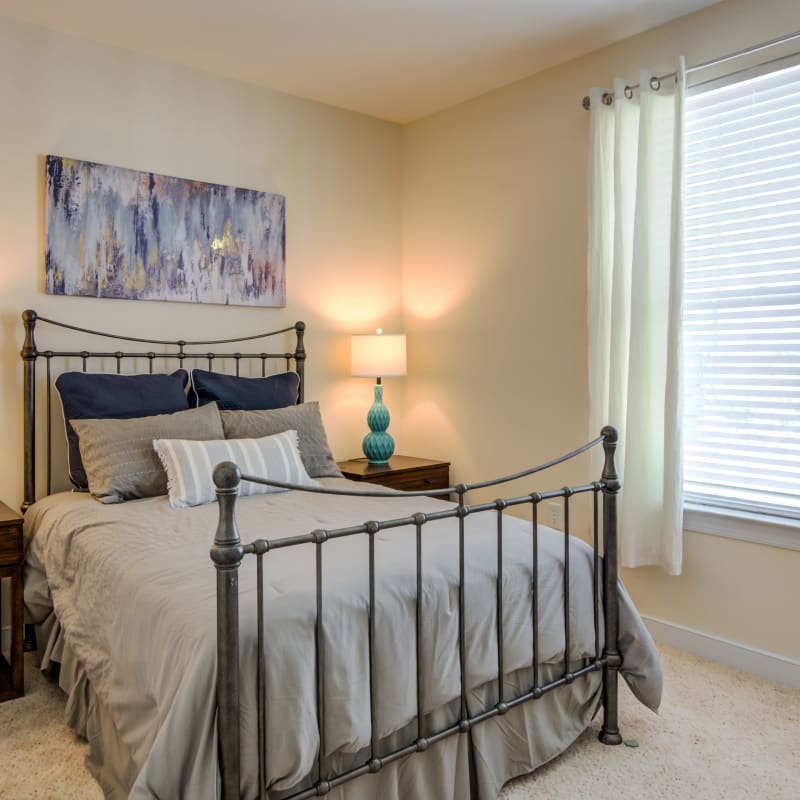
<box><xmin>45</xmin><ymin>155</ymin><xmax>286</xmax><ymax>307</ymax></box>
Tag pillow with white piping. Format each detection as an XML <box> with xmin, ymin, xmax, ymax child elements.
<box><xmin>153</xmin><ymin>430</ymin><xmax>317</xmax><ymax>508</ymax></box>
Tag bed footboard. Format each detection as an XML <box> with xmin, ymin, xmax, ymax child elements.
<box><xmin>212</xmin><ymin>428</ymin><xmax>623</xmax><ymax>799</ymax></box>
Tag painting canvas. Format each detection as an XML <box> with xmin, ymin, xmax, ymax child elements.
<box><xmin>45</xmin><ymin>155</ymin><xmax>286</xmax><ymax>307</ymax></box>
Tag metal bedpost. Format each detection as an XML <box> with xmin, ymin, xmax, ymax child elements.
<box><xmin>212</xmin><ymin>462</ymin><xmax>245</xmax><ymax>797</ymax></box>
<box><xmin>295</xmin><ymin>321</ymin><xmax>306</xmax><ymax>403</ymax></box>
<box><xmin>21</xmin><ymin>310</ymin><xmax>38</xmax><ymax>512</ymax></box>
<box><xmin>599</xmin><ymin>426</ymin><xmax>623</xmax><ymax>745</ymax></box>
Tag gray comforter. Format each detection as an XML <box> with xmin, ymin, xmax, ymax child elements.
<box><xmin>24</xmin><ymin>481</ymin><xmax>661</xmax><ymax>799</ymax></box>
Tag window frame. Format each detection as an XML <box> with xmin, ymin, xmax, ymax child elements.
<box><xmin>681</xmin><ymin>53</ymin><xmax>800</xmax><ymax>548</ymax></box>
<box><xmin>684</xmin><ymin>502</ymin><xmax>800</xmax><ymax>550</ymax></box>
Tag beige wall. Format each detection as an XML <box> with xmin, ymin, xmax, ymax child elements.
<box><xmin>0</xmin><ymin>17</ymin><xmax>403</xmax><ymax>508</ymax></box>
<box><xmin>400</xmin><ymin>0</ymin><xmax>800</xmax><ymax>661</ymax></box>
<box><xmin>2</xmin><ymin>2</ymin><xmax>798</xmax><ymax>662</ymax></box>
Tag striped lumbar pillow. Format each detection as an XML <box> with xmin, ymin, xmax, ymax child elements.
<box><xmin>153</xmin><ymin>429</ymin><xmax>316</xmax><ymax>508</ymax></box>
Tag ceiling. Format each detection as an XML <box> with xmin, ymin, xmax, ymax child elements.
<box><xmin>0</xmin><ymin>0</ymin><xmax>721</xmax><ymax>122</ymax></box>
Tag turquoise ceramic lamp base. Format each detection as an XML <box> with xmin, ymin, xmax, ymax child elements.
<box><xmin>362</xmin><ymin>383</ymin><xmax>395</xmax><ymax>464</ymax></box>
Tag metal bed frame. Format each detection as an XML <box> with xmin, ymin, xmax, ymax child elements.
<box><xmin>20</xmin><ymin>309</ymin><xmax>623</xmax><ymax>800</ymax></box>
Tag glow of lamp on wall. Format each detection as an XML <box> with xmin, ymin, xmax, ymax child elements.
<box><xmin>351</xmin><ymin>329</ymin><xmax>407</xmax><ymax>464</ymax></box>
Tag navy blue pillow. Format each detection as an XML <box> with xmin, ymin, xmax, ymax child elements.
<box><xmin>55</xmin><ymin>370</ymin><xmax>190</xmax><ymax>489</ymax></box>
<box><xmin>190</xmin><ymin>369</ymin><xmax>300</xmax><ymax>411</ymax></box>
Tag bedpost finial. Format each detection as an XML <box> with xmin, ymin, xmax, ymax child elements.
<box><xmin>21</xmin><ymin>310</ymin><xmax>38</xmax><ymax>360</ymax></box>
<box><xmin>213</xmin><ymin>461</ymin><xmax>242</xmax><ymax>491</ymax></box>
<box><xmin>213</xmin><ymin>462</ymin><xmax>242</xmax><ymax>554</ymax></box>
<box><xmin>600</xmin><ymin>426</ymin><xmax>621</xmax><ymax>492</ymax></box>
<box><xmin>600</xmin><ymin>425</ymin><xmax>618</xmax><ymax>444</ymax></box>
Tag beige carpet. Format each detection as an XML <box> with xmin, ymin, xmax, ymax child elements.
<box><xmin>0</xmin><ymin>645</ymin><xmax>797</xmax><ymax>799</ymax></box>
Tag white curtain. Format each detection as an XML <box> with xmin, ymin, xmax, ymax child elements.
<box><xmin>588</xmin><ymin>62</ymin><xmax>686</xmax><ymax>576</ymax></box>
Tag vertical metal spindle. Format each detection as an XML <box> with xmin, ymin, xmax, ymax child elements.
<box><xmin>457</xmin><ymin>487</ymin><xmax>467</xmax><ymax>725</ymax></box>
<box><xmin>208</xmin><ymin>354</ymin><xmax>214</xmax><ymax>371</ymax></box>
<box><xmin>495</xmin><ymin>504</ymin><xmax>505</xmax><ymax>707</ymax></box>
<box><xmin>256</xmin><ymin>553</ymin><xmax>266</xmax><ymax>800</ymax></box>
<box><xmin>115</xmin><ymin>352</ymin><xmax>122</xmax><ymax>374</ymax></box>
<box><xmin>235</xmin><ymin>354</ymin><xmax>241</xmax><ymax>377</ymax></box>
<box><xmin>367</xmin><ymin>524</ymin><xmax>378</xmax><ymax>762</ymax></box>
<box><xmin>81</xmin><ymin>351</ymin><xmax>88</xmax><ymax>372</ymax></box>
<box><xmin>414</xmin><ymin>517</ymin><xmax>424</xmax><ymax>742</ymax></box>
<box><xmin>563</xmin><ymin>490</ymin><xmax>572</xmax><ymax>679</ymax></box>
<box><xmin>148</xmin><ymin>352</ymin><xmax>155</xmax><ymax>374</ymax></box>
<box><xmin>531</xmin><ymin>495</ymin><xmax>541</xmax><ymax>694</ymax></box>
<box><xmin>315</xmin><ymin>534</ymin><xmax>328</xmax><ymax>787</ymax></box>
<box><xmin>46</xmin><ymin>356</ymin><xmax>52</xmax><ymax>496</ymax></box>
<box><xmin>261</xmin><ymin>354</ymin><xmax>267</xmax><ymax>377</ymax></box>
<box><xmin>593</xmin><ymin>487</ymin><xmax>601</xmax><ymax>663</ymax></box>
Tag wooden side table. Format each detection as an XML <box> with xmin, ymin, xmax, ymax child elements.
<box><xmin>0</xmin><ymin>501</ymin><xmax>23</xmax><ymax>702</ymax></box>
<box><xmin>337</xmin><ymin>455</ymin><xmax>450</xmax><ymax>492</ymax></box>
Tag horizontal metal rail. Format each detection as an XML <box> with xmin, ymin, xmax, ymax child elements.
<box><xmin>36</xmin><ymin>350</ymin><xmax>298</xmax><ymax>360</ymax></box>
<box><xmin>237</xmin><ymin>437</ymin><xmax>605</xmax><ymax>502</ymax></box>
<box><xmin>30</xmin><ymin>312</ymin><xmax>302</xmax><ymax>347</ymax></box>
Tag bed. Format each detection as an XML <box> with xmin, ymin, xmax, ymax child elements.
<box><xmin>19</xmin><ymin>309</ymin><xmax>662</xmax><ymax>799</ymax></box>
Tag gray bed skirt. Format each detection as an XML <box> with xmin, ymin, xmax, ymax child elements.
<box><xmin>37</xmin><ymin>613</ymin><xmax>604</xmax><ymax>800</ymax></box>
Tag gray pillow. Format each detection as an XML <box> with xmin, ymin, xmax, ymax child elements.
<box><xmin>220</xmin><ymin>402</ymin><xmax>343</xmax><ymax>478</ymax></box>
<box><xmin>73</xmin><ymin>402</ymin><xmax>224</xmax><ymax>503</ymax></box>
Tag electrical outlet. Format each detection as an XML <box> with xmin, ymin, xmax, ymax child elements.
<box><xmin>547</xmin><ymin>501</ymin><xmax>563</xmax><ymax>531</ymax></box>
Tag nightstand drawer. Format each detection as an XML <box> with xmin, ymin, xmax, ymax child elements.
<box><xmin>337</xmin><ymin>455</ymin><xmax>451</xmax><ymax>493</ymax></box>
<box><xmin>0</xmin><ymin>499</ymin><xmax>24</xmax><ymax>701</ymax></box>
<box><xmin>377</xmin><ymin>464</ymin><xmax>450</xmax><ymax>492</ymax></box>
<box><xmin>0</xmin><ymin>531</ymin><xmax>22</xmax><ymax>567</ymax></box>
<box><xmin>0</xmin><ymin>514</ymin><xmax>22</xmax><ymax>567</ymax></box>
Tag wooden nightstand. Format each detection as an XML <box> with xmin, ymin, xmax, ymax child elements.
<box><xmin>0</xmin><ymin>501</ymin><xmax>23</xmax><ymax>702</ymax></box>
<box><xmin>337</xmin><ymin>456</ymin><xmax>450</xmax><ymax>492</ymax></box>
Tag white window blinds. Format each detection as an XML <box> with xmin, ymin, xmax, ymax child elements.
<box><xmin>684</xmin><ymin>59</ymin><xmax>800</xmax><ymax>520</ymax></box>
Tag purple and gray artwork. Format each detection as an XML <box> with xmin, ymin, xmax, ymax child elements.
<box><xmin>45</xmin><ymin>155</ymin><xmax>286</xmax><ymax>307</ymax></box>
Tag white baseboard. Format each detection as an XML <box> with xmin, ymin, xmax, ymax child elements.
<box><xmin>643</xmin><ymin>615</ymin><xmax>800</xmax><ymax>689</ymax></box>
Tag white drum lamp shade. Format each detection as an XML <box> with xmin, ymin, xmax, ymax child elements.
<box><xmin>351</xmin><ymin>332</ymin><xmax>406</xmax><ymax>378</ymax></box>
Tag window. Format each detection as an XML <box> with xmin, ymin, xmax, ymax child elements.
<box><xmin>683</xmin><ymin>59</ymin><xmax>800</xmax><ymax>522</ymax></box>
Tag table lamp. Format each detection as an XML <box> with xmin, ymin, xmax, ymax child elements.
<box><xmin>351</xmin><ymin>329</ymin><xmax>407</xmax><ymax>464</ymax></box>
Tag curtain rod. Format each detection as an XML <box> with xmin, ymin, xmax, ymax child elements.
<box><xmin>581</xmin><ymin>28</ymin><xmax>800</xmax><ymax>109</ymax></box>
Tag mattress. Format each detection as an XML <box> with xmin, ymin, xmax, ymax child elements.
<box><xmin>24</xmin><ymin>480</ymin><xmax>662</xmax><ymax>799</ymax></box>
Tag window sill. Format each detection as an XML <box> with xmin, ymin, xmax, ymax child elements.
<box><xmin>683</xmin><ymin>504</ymin><xmax>800</xmax><ymax>552</ymax></box>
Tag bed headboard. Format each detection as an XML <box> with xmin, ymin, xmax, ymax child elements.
<box><xmin>20</xmin><ymin>309</ymin><xmax>306</xmax><ymax>511</ymax></box>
